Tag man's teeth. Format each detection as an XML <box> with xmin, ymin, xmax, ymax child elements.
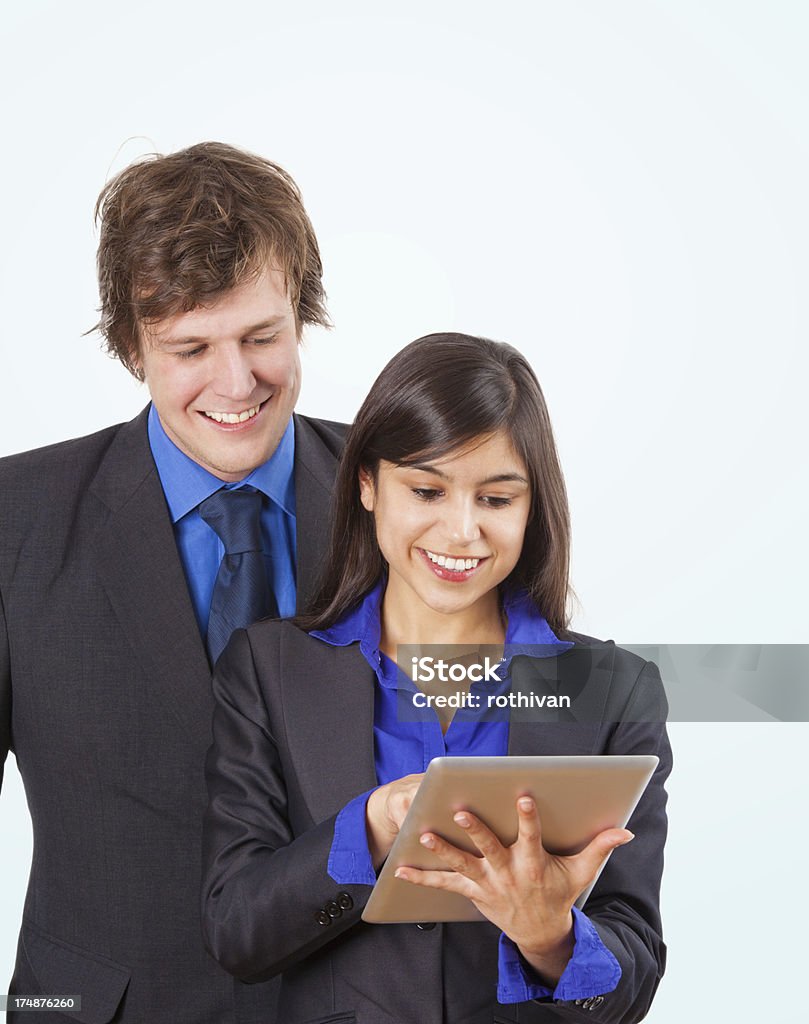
<box><xmin>424</xmin><ymin>550</ymin><xmax>480</xmax><ymax>571</ymax></box>
<box><xmin>204</xmin><ymin>405</ymin><xmax>260</xmax><ymax>424</ymax></box>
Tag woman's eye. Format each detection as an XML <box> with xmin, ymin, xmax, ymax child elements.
<box><xmin>481</xmin><ymin>496</ymin><xmax>512</xmax><ymax>509</ymax></box>
<box><xmin>412</xmin><ymin>488</ymin><xmax>443</xmax><ymax>501</ymax></box>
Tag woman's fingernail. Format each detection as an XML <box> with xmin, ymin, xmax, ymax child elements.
<box><xmin>454</xmin><ymin>813</ymin><xmax>470</xmax><ymax>827</ymax></box>
<box><xmin>420</xmin><ymin>834</ymin><xmax>435</xmax><ymax>848</ymax></box>
<box><xmin>518</xmin><ymin>797</ymin><xmax>534</xmax><ymax>812</ymax></box>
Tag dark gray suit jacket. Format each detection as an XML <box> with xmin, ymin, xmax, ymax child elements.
<box><xmin>0</xmin><ymin>407</ymin><xmax>346</xmax><ymax>1024</ymax></box>
<box><xmin>202</xmin><ymin>619</ymin><xmax>672</xmax><ymax>1024</ymax></box>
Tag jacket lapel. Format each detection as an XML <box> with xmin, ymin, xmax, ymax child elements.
<box><xmin>89</xmin><ymin>407</ymin><xmax>212</xmax><ymax>739</ymax></box>
<box><xmin>280</xmin><ymin>639</ymin><xmax>378</xmax><ymax>822</ymax></box>
<box><xmin>292</xmin><ymin>415</ymin><xmax>341</xmax><ymax>613</ymax></box>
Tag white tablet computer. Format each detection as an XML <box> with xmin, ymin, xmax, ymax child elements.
<box><xmin>362</xmin><ymin>754</ymin><xmax>657</xmax><ymax>924</ymax></box>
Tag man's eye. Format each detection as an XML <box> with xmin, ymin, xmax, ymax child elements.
<box><xmin>176</xmin><ymin>346</ymin><xmax>205</xmax><ymax>359</ymax></box>
<box><xmin>481</xmin><ymin>496</ymin><xmax>512</xmax><ymax>509</ymax></box>
<box><xmin>248</xmin><ymin>336</ymin><xmax>277</xmax><ymax>346</ymax></box>
<box><xmin>412</xmin><ymin>488</ymin><xmax>443</xmax><ymax>501</ymax></box>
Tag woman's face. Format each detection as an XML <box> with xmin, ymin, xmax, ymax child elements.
<box><xmin>359</xmin><ymin>430</ymin><xmax>532</xmax><ymax>620</ymax></box>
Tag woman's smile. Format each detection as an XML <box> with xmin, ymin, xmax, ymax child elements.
<box><xmin>416</xmin><ymin>546</ymin><xmax>490</xmax><ymax>581</ymax></box>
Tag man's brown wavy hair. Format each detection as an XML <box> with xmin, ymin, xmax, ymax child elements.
<box><xmin>94</xmin><ymin>142</ymin><xmax>329</xmax><ymax>380</ymax></box>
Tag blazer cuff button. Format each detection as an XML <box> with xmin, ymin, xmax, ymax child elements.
<box><xmin>315</xmin><ymin>910</ymin><xmax>331</xmax><ymax>926</ymax></box>
<box><xmin>325</xmin><ymin>901</ymin><xmax>342</xmax><ymax>919</ymax></box>
<box><xmin>337</xmin><ymin>892</ymin><xmax>353</xmax><ymax>911</ymax></box>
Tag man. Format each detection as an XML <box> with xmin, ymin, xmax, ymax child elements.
<box><xmin>0</xmin><ymin>142</ymin><xmax>345</xmax><ymax>1023</ymax></box>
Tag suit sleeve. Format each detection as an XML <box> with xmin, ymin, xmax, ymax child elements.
<box><xmin>545</xmin><ymin>659</ymin><xmax>671</xmax><ymax>1024</ymax></box>
<box><xmin>201</xmin><ymin>628</ymin><xmax>370</xmax><ymax>983</ymax></box>
<box><xmin>0</xmin><ymin>584</ymin><xmax>11</xmax><ymax>792</ymax></box>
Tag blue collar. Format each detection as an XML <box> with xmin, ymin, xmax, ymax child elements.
<box><xmin>147</xmin><ymin>404</ymin><xmax>296</xmax><ymax>522</ymax></box>
<box><xmin>311</xmin><ymin>579</ymin><xmax>574</xmax><ymax>665</ymax></box>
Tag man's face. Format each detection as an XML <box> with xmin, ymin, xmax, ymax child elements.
<box><xmin>137</xmin><ymin>266</ymin><xmax>301</xmax><ymax>482</ymax></box>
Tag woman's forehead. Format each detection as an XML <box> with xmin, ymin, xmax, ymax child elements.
<box><xmin>389</xmin><ymin>431</ymin><xmax>529</xmax><ymax>481</ymax></box>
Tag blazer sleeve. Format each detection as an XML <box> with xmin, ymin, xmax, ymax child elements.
<box><xmin>551</xmin><ymin>659</ymin><xmax>671</xmax><ymax>1024</ymax></box>
<box><xmin>0</xmin><ymin>584</ymin><xmax>11</xmax><ymax>791</ymax></box>
<box><xmin>201</xmin><ymin>627</ymin><xmax>370</xmax><ymax>983</ymax></box>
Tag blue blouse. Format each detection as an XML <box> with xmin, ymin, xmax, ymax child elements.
<box><xmin>311</xmin><ymin>580</ymin><xmax>621</xmax><ymax>1005</ymax></box>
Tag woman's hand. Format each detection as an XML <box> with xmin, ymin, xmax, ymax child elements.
<box><xmin>365</xmin><ymin>773</ymin><xmax>425</xmax><ymax>869</ymax></box>
<box><xmin>394</xmin><ymin>796</ymin><xmax>634</xmax><ymax>985</ymax></box>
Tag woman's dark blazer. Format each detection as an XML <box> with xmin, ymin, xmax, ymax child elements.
<box><xmin>201</xmin><ymin>617</ymin><xmax>671</xmax><ymax>1024</ymax></box>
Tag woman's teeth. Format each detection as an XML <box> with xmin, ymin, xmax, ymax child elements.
<box><xmin>424</xmin><ymin>549</ymin><xmax>481</xmax><ymax>571</ymax></box>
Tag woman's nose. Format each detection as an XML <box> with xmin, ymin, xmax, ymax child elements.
<box><xmin>444</xmin><ymin>500</ymin><xmax>481</xmax><ymax>546</ymax></box>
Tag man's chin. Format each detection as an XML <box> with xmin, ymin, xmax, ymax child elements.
<box><xmin>204</xmin><ymin>453</ymin><xmax>267</xmax><ymax>482</ymax></box>
<box><xmin>184</xmin><ymin>438</ymin><xmax>267</xmax><ymax>482</ymax></box>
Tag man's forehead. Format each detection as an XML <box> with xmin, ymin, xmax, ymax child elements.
<box><xmin>142</xmin><ymin>267</ymin><xmax>295</xmax><ymax>345</ymax></box>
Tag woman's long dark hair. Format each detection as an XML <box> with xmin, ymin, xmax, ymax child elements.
<box><xmin>298</xmin><ymin>333</ymin><xmax>571</xmax><ymax>635</ymax></box>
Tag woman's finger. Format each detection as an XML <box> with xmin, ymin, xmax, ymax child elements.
<box><xmin>571</xmin><ymin>828</ymin><xmax>634</xmax><ymax>889</ymax></box>
<box><xmin>394</xmin><ymin>865</ymin><xmax>476</xmax><ymax>899</ymax></box>
<box><xmin>452</xmin><ymin>811</ymin><xmax>510</xmax><ymax>870</ymax></box>
<box><xmin>418</xmin><ymin>831</ymin><xmax>486</xmax><ymax>881</ymax></box>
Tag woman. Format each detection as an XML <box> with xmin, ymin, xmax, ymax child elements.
<box><xmin>202</xmin><ymin>333</ymin><xmax>670</xmax><ymax>1023</ymax></box>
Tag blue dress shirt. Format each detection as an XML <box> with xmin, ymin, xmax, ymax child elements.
<box><xmin>147</xmin><ymin>405</ymin><xmax>298</xmax><ymax>635</ymax></box>
<box><xmin>312</xmin><ymin>581</ymin><xmax>621</xmax><ymax>1005</ymax></box>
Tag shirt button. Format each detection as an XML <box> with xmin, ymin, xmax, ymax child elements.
<box><xmin>337</xmin><ymin>892</ymin><xmax>354</xmax><ymax>911</ymax></box>
<box><xmin>315</xmin><ymin>910</ymin><xmax>331</xmax><ymax>926</ymax></box>
<box><xmin>325</xmin><ymin>901</ymin><xmax>342</xmax><ymax>919</ymax></box>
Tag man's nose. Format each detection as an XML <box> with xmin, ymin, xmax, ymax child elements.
<box><xmin>212</xmin><ymin>345</ymin><xmax>256</xmax><ymax>401</ymax></box>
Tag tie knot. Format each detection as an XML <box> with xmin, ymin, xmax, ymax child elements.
<box><xmin>199</xmin><ymin>487</ymin><xmax>264</xmax><ymax>555</ymax></box>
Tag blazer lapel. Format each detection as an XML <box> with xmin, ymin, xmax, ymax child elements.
<box><xmin>292</xmin><ymin>414</ymin><xmax>340</xmax><ymax>613</ymax></box>
<box><xmin>280</xmin><ymin>639</ymin><xmax>378</xmax><ymax>822</ymax></box>
<box><xmin>89</xmin><ymin>407</ymin><xmax>212</xmax><ymax>738</ymax></box>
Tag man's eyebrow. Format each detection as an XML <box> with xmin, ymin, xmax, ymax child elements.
<box><xmin>157</xmin><ymin>315</ymin><xmax>289</xmax><ymax>345</ymax></box>
<box><xmin>405</xmin><ymin>463</ymin><xmax>529</xmax><ymax>486</ymax></box>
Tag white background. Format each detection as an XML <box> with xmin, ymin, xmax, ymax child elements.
<box><xmin>1</xmin><ymin>2</ymin><xmax>807</xmax><ymax>1020</ymax></box>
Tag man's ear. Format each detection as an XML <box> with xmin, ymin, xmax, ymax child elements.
<box><xmin>358</xmin><ymin>467</ymin><xmax>375</xmax><ymax>512</ymax></box>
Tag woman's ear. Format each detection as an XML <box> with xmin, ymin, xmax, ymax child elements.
<box><xmin>358</xmin><ymin>466</ymin><xmax>376</xmax><ymax>512</ymax></box>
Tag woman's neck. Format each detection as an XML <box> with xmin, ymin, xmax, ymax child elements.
<box><xmin>379</xmin><ymin>584</ymin><xmax>505</xmax><ymax>658</ymax></box>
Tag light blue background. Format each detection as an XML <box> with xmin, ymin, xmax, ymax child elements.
<box><xmin>1</xmin><ymin>3</ymin><xmax>807</xmax><ymax>1020</ymax></box>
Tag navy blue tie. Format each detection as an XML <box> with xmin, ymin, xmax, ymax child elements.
<box><xmin>199</xmin><ymin>487</ymin><xmax>277</xmax><ymax>664</ymax></box>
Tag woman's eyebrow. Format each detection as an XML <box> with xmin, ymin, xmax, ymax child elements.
<box><xmin>478</xmin><ymin>473</ymin><xmax>529</xmax><ymax>486</ymax></box>
<box><xmin>406</xmin><ymin>462</ymin><xmax>448</xmax><ymax>477</ymax></box>
<box><xmin>405</xmin><ymin>464</ymin><xmax>529</xmax><ymax>486</ymax></box>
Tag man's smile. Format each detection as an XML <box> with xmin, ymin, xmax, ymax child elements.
<box><xmin>198</xmin><ymin>397</ymin><xmax>271</xmax><ymax>428</ymax></box>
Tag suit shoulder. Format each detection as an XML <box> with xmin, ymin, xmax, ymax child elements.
<box><xmin>0</xmin><ymin>417</ymin><xmax>146</xmax><ymax>570</ymax></box>
<box><xmin>294</xmin><ymin>414</ymin><xmax>349</xmax><ymax>458</ymax></box>
<box><xmin>566</xmin><ymin>630</ymin><xmax>649</xmax><ymax>674</ymax></box>
<box><xmin>565</xmin><ymin>630</ymin><xmax>659</xmax><ymax>696</ymax></box>
<box><xmin>0</xmin><ymin>421</ymin><xmax>127</xmax><ymax>486</ymax></box>
<box><xmin>562</xmin><ymin>632</ymin><xmax>663</xmax><ymax>721</ymax></box>
<box><xmin>242</xmin><ymin>616</ymin><xmax>322</xmax><ymax>655</ymax></box>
